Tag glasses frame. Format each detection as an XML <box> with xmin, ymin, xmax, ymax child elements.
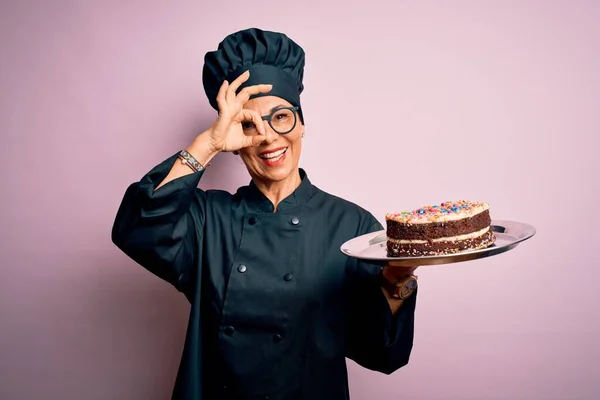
<box><xmin>259</xmin><ymin>106</ymin><xmax>299</xmax><ymax>135</ymax></box>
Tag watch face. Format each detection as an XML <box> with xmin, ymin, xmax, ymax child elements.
<box><xmin>399</xmin><ymin>278</ymin><xmax>418</xmax><ymax>299</ymax></box>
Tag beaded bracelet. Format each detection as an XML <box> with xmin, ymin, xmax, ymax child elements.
<box><xmin>178</xmin><ymin>149</ymin><xmax>206</xmax><ymax>173</ymax></box>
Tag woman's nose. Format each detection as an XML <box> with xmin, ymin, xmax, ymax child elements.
<box><xmin>262</xmin><ymin>121</ymin><xmax>278</xmax><ymax>143</ymax></box>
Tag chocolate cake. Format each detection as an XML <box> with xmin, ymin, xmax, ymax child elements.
<box><xmin>385</xmin><ymin>200</ymin><xmax>496</xmax><ymax>257</ymax></box>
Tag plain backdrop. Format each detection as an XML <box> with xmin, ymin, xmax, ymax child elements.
<box><xmin>1</xmin><ymin>1</ymin><xmax>599</xmax><ymax>399</ymax></box>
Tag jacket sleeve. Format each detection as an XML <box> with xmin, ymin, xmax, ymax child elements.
<box><xmin>345</xmin><ymin>219</ymin><xmax>418</xmax><ymax>375</ymax></box>
<box><xmin>111</xmin><ymin>152</ymin><xmax>206</xmax><ymax>298</ymax></box>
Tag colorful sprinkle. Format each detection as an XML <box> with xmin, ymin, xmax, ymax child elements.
<box><xmin>386</xmin><ymin>200</ymin><xmax>488</xmax><ymax>221</ymax></box>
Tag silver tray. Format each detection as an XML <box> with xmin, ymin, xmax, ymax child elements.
<box><xmin>340</xmin><ymin>220</ymin><xmax>536</xmax><ymax>266</ymax></box>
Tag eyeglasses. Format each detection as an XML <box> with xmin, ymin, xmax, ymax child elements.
<box><xmin>242</xmin><ymin>106</ymin><xmax>299</xmax><ymax>135</ymax></box>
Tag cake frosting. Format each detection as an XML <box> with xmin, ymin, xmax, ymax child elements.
<box><xmin>386</xmin><ymin>201</ymin><xmax>489</xmax><ymax>224</ymax></box>
<box><xmin>385</xmin><ymin>200</ymin><xmax>496</xmax><ymax>257</ymax></box>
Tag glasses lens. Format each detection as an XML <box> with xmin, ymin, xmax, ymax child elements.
<box><xmin>270</xmin><ymin>108</ymin><xmax>296</xmax><ymax>134</ymax></box>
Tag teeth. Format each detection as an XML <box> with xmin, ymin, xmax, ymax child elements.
<box><xmin>269</xmin><ymin>153</ymin><xmax>284</xmax><ymax>162</ymax></box>
<box><xmin>260</xmin><ymin>148</ymin><xmax>287</xmax><ymax>159</ymax></box>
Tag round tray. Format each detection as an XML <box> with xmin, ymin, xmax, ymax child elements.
<box><xmin>340</xmin><ymin>220</ymin><xmax>536</xmax><ymax>266</ymax></box>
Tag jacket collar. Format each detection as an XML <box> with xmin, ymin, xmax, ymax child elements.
<box><xmin>239</xmin><ymin>168</ymin><xmax>317</xmax><ymax>213</ymax></box>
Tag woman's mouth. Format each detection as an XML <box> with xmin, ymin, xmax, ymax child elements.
<box><xmin>259</xmin><ymin>147</ymin><xmax>287</xmax><ymax>166</ymax></box>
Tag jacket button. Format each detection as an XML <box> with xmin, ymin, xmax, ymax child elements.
<box><xmin>283</xmin><ymin>273</ymin><xmax>293</xmax><ymax>281</ymax></box>
<box><xmin>290</xmin><ymin>216</ymin><xmax>299</xmax><ymax>225</ymax></box>
<box><xmin>224</xmin><ymin>326</ymin><xmax>235</xmax><ymax>336</ymax></box>
<box><xmin>237</xmin><ymin>264</ymin><xmax>247</xmax><ymax>273</ymax></box>
<box><xmin>249</xmin><ymin>216</ymin><xmax>257</xmax><ymax>225</ymax></box>
<box><xmin>273</xmin><ymin>333</ymin><xmax>282</xmax><ymax>343</ymax></box>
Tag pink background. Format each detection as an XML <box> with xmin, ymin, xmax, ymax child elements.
<box><xmin>1</xmin><ymin>1</ymin><xmax>599</xmax><ymax>399</ymax></box>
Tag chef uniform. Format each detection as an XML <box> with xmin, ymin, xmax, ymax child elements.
<box><xmin>111</xmin><ymin>28</ymin><xmax>417</xmax><ymax>400</ymax></box>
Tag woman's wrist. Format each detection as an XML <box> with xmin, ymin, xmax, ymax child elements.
<box><xmin>381</xmin><ymin>265</ymin><xmax>418</xmax><ymax>282</ymax></box>
<box><xmin>187</xmin><ymin>130</ymin><xmax>220</xmax><ymax>167</ymax></box>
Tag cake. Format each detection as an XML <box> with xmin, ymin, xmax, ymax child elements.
<box><xmin>385</xmin><ymin>200</ymin><xmax>496</xmax><ymax>257</ymax></box>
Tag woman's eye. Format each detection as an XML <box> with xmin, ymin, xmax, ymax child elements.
<box><xmin>242</xmin><ymin>122</ymin><xmax>255</xmax><ymax>129</ymax></box>
<box><xmin>274</xmin><ymin>113</ymin><xmax>288</xmax><ymax>121</ymax></box>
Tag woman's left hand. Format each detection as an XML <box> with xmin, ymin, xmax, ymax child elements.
<box><xmin>381</xmin><ymin>263</ymin><xmax>419</xmax><ymax>281</ymax></box>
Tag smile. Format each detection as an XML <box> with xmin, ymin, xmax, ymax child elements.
<box><xmin>259</xmin><ymin>147</ymin><xmax>287</xmax><ymax>161</ymax></box>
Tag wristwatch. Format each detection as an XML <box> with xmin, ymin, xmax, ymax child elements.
<box><xmin>379</xmin><ymin>271</ymin><xmax>418</xmax><ymax>300</ymax></box>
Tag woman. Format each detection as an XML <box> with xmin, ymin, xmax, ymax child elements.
<box><xmin>112</xmin><ymin>28</ymin><xmax>419</xmax><ymax>400</ymax></box>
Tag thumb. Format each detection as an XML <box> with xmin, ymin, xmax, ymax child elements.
<box><xmin>247</xmin><ymin>134</ymin><xmax>267</xmax><ymax>147</ymax></box>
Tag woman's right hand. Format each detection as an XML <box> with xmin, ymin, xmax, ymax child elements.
<box><xmin>206</xmin><ymin>70</ymin><xmax>273</xmax><ymax>153</ymax></box>
<box><xmin>156</xmin><ymin>71</ymin><xmax>272</xmax><ymax>190</ymax></box>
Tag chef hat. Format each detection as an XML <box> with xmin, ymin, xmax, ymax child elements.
<box><xmin>202</xmin><ymin>27</ymin><xmax>306</xmax><ymax>123</ymax></box>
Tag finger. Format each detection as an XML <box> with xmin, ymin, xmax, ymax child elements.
<box><xmin>248</xmin><ymin>134</ymin><xmax>267</xmax><ymax>147</ymax></box>
<box><xmin>216</xmin><ymin>80</ymin><xmax>229</xmax><ymax>113</ymax></box>
<box><xmin>240</xmin><ymin>109</ymin><xmax>266</xmax><ymax>136</ymax></box>
<box><xmin>242</xmin><ymin>126</ymin><xmax>267</xmax><ymax>148</ymax></box>
<box><xmin>227</xmin><ymin>70</ymin><xmax>250</xmax><ymax>103</ymax></box>
<box><xmin>236</xmin><ymin>84</ymin><xmax>273</xmax><ymax>105</ymax></box>
<box><xmin>228</xmin><ymin>70</ymin><xmax>250</xmax><ymax>93</ymax></box>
